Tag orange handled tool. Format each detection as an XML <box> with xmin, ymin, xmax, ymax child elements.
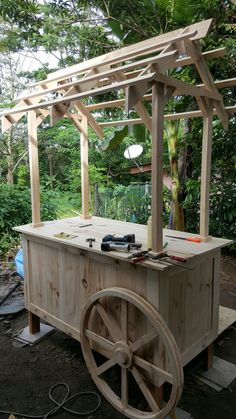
<box><xmin>168</xmin><ymin>255</ymin><xmax>187</xmax><ymax>262</ymax></box>
<box><xmin>165</xmin><ymin>235</ymin><xmax>201</xmax><ymax>243</ymax></box>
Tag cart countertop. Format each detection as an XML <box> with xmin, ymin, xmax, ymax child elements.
<box><xmin>14</xmin><ymin>216</ymin><xmax>232</xmax><ymax>271</ymax></box>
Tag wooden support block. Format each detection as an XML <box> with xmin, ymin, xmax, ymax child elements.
<box><xmin>28</xmin><ymin>311</ymin><xmax>40</xmax><ymax>334</ymax></box>
<box><xmin>50</xmin><ymin>102</ymin><xmax>70</xmax><ymax>126</ymax></box>
<box><xmin>203</xmin><ymin>343</ymin><xmax>214</xmax><ymax>370</ymax></box>
<box><xmin>125</xmin><ymin>81</ymin><xmax>152</xmax><ymax>112</ymax></box>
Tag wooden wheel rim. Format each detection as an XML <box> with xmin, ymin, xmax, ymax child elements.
<box><xmin>80</xmin><ymin>287</ymin><xmax>184</xmax><ymax>419</ymax></box>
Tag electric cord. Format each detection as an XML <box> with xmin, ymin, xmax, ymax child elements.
<box><xmin>0</xmin><ymin>383</ymin><xmax>101</xmax><ymax>418</ymax></box>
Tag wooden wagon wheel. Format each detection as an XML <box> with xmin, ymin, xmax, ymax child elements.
<box><xmin>80</xmin><ymin>287</ymin><xmax>183</xmax><ymax>419</ymax></box>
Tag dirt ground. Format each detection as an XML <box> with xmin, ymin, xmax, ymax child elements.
<box><xmin>0</xmin><ymin>255</ymin><xmax>235</xmax><ymax>419</ymax></box>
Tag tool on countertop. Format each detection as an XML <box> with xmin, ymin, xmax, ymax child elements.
<box><xmin>101</xmin><ymin>241</ymin><xmax>142</xmax><ymax>252</ymax></box>
<box><xmin>165</xmin><ymin>235</ymin><xmax>201</xmax><ymax>243</ymax></box>
<box><xmin>53</xmin><ymin>232</ymin><xmax>78</xmax><ymax>239</ymax></box>
<box><xmin>102</xmin><ymin>234</ymin><xmax>135</xmax><ymax>243</ymax></box>
<box><xmin>86</xmin><ymin>238</ymin><xmax>96</xmax><ymax>248</ymax></box>
<box><xmin>127</xmin><ymin>250</ymin><xmax>192</xmax><ymax>269</ymax></box>
<box><xmin>129</xmin><ymin>250</ymin><xmax>167</xmax><ymax>264</ymax></box>
<box><xmin>168</xmin><ymin>255</ymin><xmax>187</xmax><ymax>262</ymax></box>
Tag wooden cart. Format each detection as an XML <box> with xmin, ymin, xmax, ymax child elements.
<box><xmin>2</xmin><ymin>18</ymin><xmax>236</xmax><ymax>419</ymax></box>
<box><xmin>15</xmin><ymin>217</ymin><xmax>231</xmax><ymax>418</ymax></box>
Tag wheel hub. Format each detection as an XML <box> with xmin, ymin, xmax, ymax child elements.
<box><xmin>113</xmin><ymin>341</ymin><xmax>132</xmax><ymax>368</ymax></box>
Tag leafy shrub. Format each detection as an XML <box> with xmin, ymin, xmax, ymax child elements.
<box><xmin>183</xmin><ymin>178</ymin><xmax>236</xmax><ymax>250</ymax></box>
<box><xmin>94</xmin><ymin>183</ymin><xmax>171</xmax><ymax>226</ymax></box>
<box><xmin>0</xmin><ymin>182</ymin><xmax>58</xmax><ymax>253</ymax></box>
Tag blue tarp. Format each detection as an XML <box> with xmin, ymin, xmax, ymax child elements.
<box><xmin>15</xmin><ymin>249</ymin><xmax>24</xmax><ymax>278</ymax></box>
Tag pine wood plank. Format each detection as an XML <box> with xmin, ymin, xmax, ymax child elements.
<box><xmin>200</xmin><ymin>104</ymin><xmax>213</xmax><ymax>238</ymax></box>
<box><xmin>28</xmin><ymin>111</ymin><xmax>41</xmax><ymax>226</ymax></box>
<box><xmin>1</xmin><ymin>73</ymin><xmax>157</xmax><ymax>117</ymax></box>
<box><xmin>151</xmin><ymin>82</ymin><xmax>165</xmax><ymax>252</ymax></box>
<box><xmin>80</xmin><ymin>116</ymin><xmax>90</xmax><ymax>219</ymax></box>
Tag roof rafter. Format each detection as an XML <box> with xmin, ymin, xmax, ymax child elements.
<box><xmin>185</xmin><ymin>39</ymin><xmax>229</xmax><ymax>129</ymax></box>
<box><xmin>33</xmin><ymin>20</ymin><xmax>209</xmax><ymax>85</ymax></box>
<box><xmin>0</xmin><ymin>19</ymin><xmax>233</xmax><ymax>133</ymax></box>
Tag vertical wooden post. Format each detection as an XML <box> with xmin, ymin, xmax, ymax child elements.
<box><xmin>200</xmin><ymin>103</ymin><xmax>213</xmax><ymax>241</ymax></box>
<box><xmin>80</xmin><ymin>115</ymin><xmax>90</xmax><ymax>219</ymax></box>
<box><xmin>28</xmin><ymin>111</ymin><xmax>42</xmax><ymax>227</ymax></box>
<box><xmin>203</xmin><ymin>343</ymin><xmax>214</xmax><ymax>370</ymax></box>
<box><xmin>28</xmin><ymin>311</ymin><xmax>40</xmax><ymax>334</ymax></box>
<box><xmin>151</xmin><ymin>82</ymin><xmax>165</xmax><ymax>252</ymax></box>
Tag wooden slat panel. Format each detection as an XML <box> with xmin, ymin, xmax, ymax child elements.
<box><xmin>167</xmin><ymin>255</ymin><xmax>214</xmax><ymax>353</ymax></box>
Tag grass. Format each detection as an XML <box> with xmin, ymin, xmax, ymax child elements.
<box><xmin>51</xmin><ymin>191</ymin><xmax>82</xmax><ymax>218</ymax></box>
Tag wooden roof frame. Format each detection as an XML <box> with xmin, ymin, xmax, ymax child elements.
<box><xmin>1</xmin><ymin>19</ymin><xmax>236</xmax><ymax>252</ymax></box>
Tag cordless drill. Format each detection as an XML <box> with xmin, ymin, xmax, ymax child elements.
<box><xmin>102</xmin><ymin>234</ymin><xmax>135</xmax><ymax>243</ymax></box>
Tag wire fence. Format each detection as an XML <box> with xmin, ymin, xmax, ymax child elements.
<box><xmin>93</xmin><ymin>182</ymin><xmax>171</xmax><ymax>226</ymax></box>
<box><xmin>93</xmin><ymin>182</ymin><xmax>152</xmax><ymax>224</ymax></box>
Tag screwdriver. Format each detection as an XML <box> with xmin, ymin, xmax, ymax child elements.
<box><xmin>165</xmin><ymin>235</ymin><xmax>201</xmax><ymax>243</ymax></box>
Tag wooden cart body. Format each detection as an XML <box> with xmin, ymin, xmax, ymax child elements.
<box><xmin>16</xmin><ymin>216</ymin><xmax>230</xmax><ymax>367</ymax></box>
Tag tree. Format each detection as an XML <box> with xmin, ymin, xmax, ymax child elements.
<box><xmin>0</xmin><ymin>50</ymin><xmax>28</xmax><ymax>183</ymax></box>
<box><xmin>0</xmin><ymin>0</ymin><xmax>235</xmax><ymax>240</ymax></box>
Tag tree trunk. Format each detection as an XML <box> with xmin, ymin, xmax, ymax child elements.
<box><xmin>6</xmin><ymin>128</ymin><xmax>14</xmax><ymax>184</ymax></box>
<box><xmin>166</xmin><ymin>120</ymin><xmax>184</xmax><ymax>231</ymax></box>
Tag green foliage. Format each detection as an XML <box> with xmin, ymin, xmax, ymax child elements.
<box><xmin>0</xmin><ymin>0</ymin><xmax>235</xmax><ymax>255</ymax></box>
<box><xmin>183</xmin><ymin>176</ymin><xmax>236</xmax><ymax>250</ymax></box>
<box><xmin>210</xmin><ymin>178</ymin><xmax>236</xmax><ymax>247</ymax></box>
<box><xmin>95</xmin><ymin>183</ymin><xmax>171</xmax><ymax>226</ymax></box>
<box><xmin>101</xmin><ymin>125</ymin><xmax>128</xmax><ymax>151</ymax></box>
<box><xmin>0</xmin><ymin>183</ymin><xmax>58</xmax><ymax>253</ymax></box>
<box><xmin>16</xmin><ymin>164</ymin><xmax>29</xmax><ymax>187</ymax></box>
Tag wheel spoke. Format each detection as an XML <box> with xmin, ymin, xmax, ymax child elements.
<box><xmin>85</xmin><ymin>329</ymin><xmax>115</xmax><ymax>354</ymax></box>
<box><xmin>133</xmin><ymin>355</ymin><xmax>174</xmax><ymax>384</ymax></box>
<box><xmin>95</xmin><ymin>302</ymin><xmax>121</xmax><ymax>342</ymax></box>
<box><xmin>121</xmin><ymin>367</ymin><xmax>128</xmax><ymax>408</ymax></box>
<box><xmin>131</xmin><ymin>366</ymin><xmax>160</xmax><ymax>412</ymax></box>
<box><xmin>121</xmin><ymin>299</ymin><xmax>128</xmax><ymax>343</ymax></box>
<box><xmin>131</xmin><ymin>327</ymin><xmax>158</xmax><ymax>353</ymax></box>
<box><xmin>96</xmin><ymin>358</ymin><xmax>116</xmax><ymax>376</ymax></box>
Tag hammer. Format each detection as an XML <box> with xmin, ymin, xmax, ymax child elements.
<box><xmin>86</xmin><ymin>238</ymin><xmax>96</xmax><ymax>248</ymax></box>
